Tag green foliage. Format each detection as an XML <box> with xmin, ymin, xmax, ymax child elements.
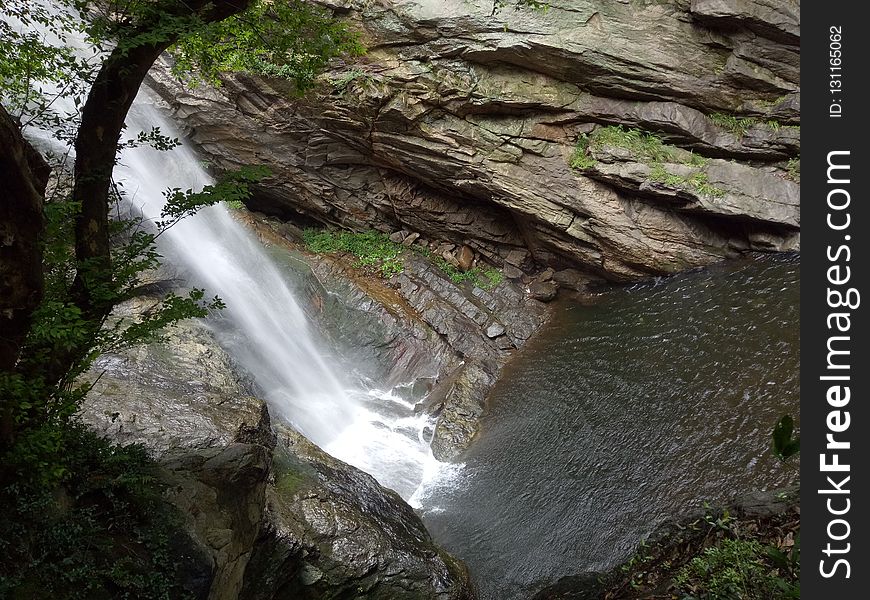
<box><xmin>589</xmin><ymin>125</ymin><xmax>674</xmax><ymax>163</ymax></box>
<box><xmin>433</xmin><ymin>258</ymin><xmax>504</xmax><ymax>291</ymax></box>
<box><xmin>673</xmin><ymin>538</ymin><xmax>799</xmax><ymax>599</ymax></box>
<box><xmin>576</xmin><ymin>125</ymin><xmax>721</xmax><ymax>197</ymax></box>
<box><xmin>303</xmin><ymin>229</ymin><xmax>405</xmax><ymax>278</ymax></box>
<box><xmin>709</xmin><ymin>113</ymin><xmax>759</xmax><ymax>137</ymax></box>
<box><xmin>0</xmin><ymin>423</ymin><xmax>194</xmax><ymax>599</ymax></box>
<box><xmin>329</xmin><ymin>68</ymin><xmax>371</xmax><ymax>93</ymax></box>
<box><xmin>771</xmin><ymin>414</ymin><xmax>800</xmax><ymax>461</ymax></box>
<box><xmin>709</xmin><ymin>112</ymin><xmax>787</xmax><ymax>137</ymax></box>
<box><xmin>302</xmin><ymin>228</ymin><xmax>504</xmax><ymax>289</ymax></box>
<box><xmin>569</xmin><ymin>133</ymin><xmax>595</xmax><ymax>170</ymax></box>
<box><xmin>169</xmin><ymin>0</ymin><xmax>364</xmax><ymax>91</ymax></box>
<box><xmin>786</xmin><ymin>157</ymin><xmax>800</xmax><ymax>182</ymax></box>
<box><xmin>158</xmin><ymin>165</ymin><xmax>270</xmax><ymax>229</ymax></box>
<box><xmin>650</xmin><ymin>164</ymin><xmax>726</xmax><ymax>197</ymax></box>
<box><xmin>494</xmin><ymin>0</ymin><xmax>550</xmax><ymax>11</ymax></box>
<box><xmin>0</xmin><ymin>0</ymin><xmax>95</xmax><ymax>137</ymax></box>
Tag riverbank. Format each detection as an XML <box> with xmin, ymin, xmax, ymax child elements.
<box><xmin>534</xmin><ymin>488</ymin><xmax>800</xmax><ymax>599</ymax></box>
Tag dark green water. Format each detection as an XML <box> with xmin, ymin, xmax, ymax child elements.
<box><xmin>419</xmin><ymin>254</ymin><xmax>800</xmax><ymax>600</ymax></box>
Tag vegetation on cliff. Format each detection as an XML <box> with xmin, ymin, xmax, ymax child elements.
<box><xmin>302</xmin><ymin>228</ymin><xmax>504</xmax><ymax>291</ymax></box>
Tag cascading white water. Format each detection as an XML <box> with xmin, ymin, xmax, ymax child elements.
<box><xmin>119</xmin><ymin>90</ymin><xmax>452</xmax><ymax>501</ymax></box>
<box><xmin>119</xmin><ymin>94</ymin><xmax>357</xmax><ymax>445</ymax></box>
<box><xmin>13</xmin><ymin>2</ymin><xmax>457</xmax><ymax>502</ymax></box>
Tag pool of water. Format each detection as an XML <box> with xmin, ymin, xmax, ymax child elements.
<box><xmin>418</xmin><ymin>254</ymin><xmax>800</xmax><ymax>599</ymax></box>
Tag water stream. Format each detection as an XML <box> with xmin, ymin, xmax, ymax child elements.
<box><xmin>118</xmin><ymin>91</ymin><xmax>445</xmax><ymax>500</ymax></box>
<box><xmin>418</xmin><ymin>254</ymin><xmax>800</xmax><ymax>599</ymax></box>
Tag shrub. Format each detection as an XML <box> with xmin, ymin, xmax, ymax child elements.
<box><xmin>673</xmin><ymin>537</ymin><xmax>799</xmax><ymax>600</ymax></box>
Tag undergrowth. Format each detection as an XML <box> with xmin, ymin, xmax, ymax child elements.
<box><xmin>0</xmin><ymin>423</ymin><xmax>194</xmax><ymax>599</ymax></box>
<box><xmin>605</xmin><ymin>502</ymin><xmax>800</xmax><ymax>600</ymax></box>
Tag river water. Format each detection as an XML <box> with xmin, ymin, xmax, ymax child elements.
<box><xmin>417</xmin><ymin>253</ymin><xmax>800</xmax><ymax>599</ymax></box>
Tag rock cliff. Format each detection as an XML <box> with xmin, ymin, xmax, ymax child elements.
<box><xmin>148</xmin><ymin>0</ymin><xmax>800</xmax><ymax>285</ymax></box>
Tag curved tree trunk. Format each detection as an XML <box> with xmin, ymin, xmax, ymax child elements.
<box><xmin>51</xmin><ymin>0</ymin><xmax>254</xmax><ymax>387</ymax></box>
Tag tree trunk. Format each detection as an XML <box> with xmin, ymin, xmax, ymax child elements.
<box><xmin>52</xmin><ymin>0</ymin><xmax>255</xmax><ymax>386</ymax></box>
<box><xmin>0</xmin><ymin>104</ymin><xmax>50</xmax><ymax>446</ymax></box>
<box><xmin>0</xmin><ymin>105</ymin><xmax>49</xmax><ymax>371</ymax></box>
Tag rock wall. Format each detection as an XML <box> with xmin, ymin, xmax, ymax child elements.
<box><xmin>147</xmin><ymin>0</ymin><xmax>800</xmax><ymax>285</ymax></box>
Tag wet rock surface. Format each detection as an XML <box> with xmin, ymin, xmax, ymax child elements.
<box><xmin>241</xmin><ymin>425</ymin><xmax>475</xmax><ymax>600</ymax></box>
<box><xmin>80</xmin><ymin>308</ymin><xmax>476</xmax><ymax>599</ymax></box>
<box><xmin>147</xmin><ymin>0</ymin><xmax>800</xmax><ymax>284</ymax></box>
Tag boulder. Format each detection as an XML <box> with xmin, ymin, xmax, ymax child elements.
<box><xmin>239</xmin><ymin>426</ymin><xmax>475</xmax><ymax>600</ymax></box>
<box><xmin>457</xmin><ymin>245</ymin><xmax>475</xmax><ymax>272</ymax></box>
<box><xmin>80</xmin><ymin>301</ymin><xmax>477</xmax><ymax>599</ymax></box>
<box><xmin>529</xmin><ymin>280</ymin><xmax>559</xmax><ymax>302</ymax></box>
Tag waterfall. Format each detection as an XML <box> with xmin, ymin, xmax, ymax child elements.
<box><xmin>13</xmin><ymin>3</ymin><xmax>455</xmax><ymax>503</ymax></box>
<box><xmin>118</xmin><ymin>90</ymin><xmax>449</xmax><ymax>502</ymax></box>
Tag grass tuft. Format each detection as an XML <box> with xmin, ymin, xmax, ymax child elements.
<box><xmin>786</xmin><ymin>157</ymin><xmax>800</xmax><ymax>182</ymax></box>
<box><xmin>650</xmin><ymin>164</ymin><xmax>725</xmax><ymax>197</ymax></box>
<box><xmin>589</xmin><ymin>125</ymin><xmax>674</xmax><ymax>163</ymax></box>
<box><xmin>569</xmin><ymin>133</ymin><xmax>595</xmax><ymax>170</ymax></box>
<box><xmin>303</xmin><ymin>229</ymin><xmax>404</xmax><ymax>278</ymax></box>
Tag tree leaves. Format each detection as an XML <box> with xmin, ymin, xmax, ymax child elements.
<box><xmin>168</xmin><ymin>0</ymin><xmax>364</xmax><ymax>92</ymax></box>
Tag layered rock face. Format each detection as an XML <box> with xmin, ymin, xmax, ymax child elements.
<box><xmin>81</xmin><ymin>308</ymin><xmax>475</xmax><ymax>600</ymax></box>
<box><xmin>148</xmin><ymin>0</ymin><xmax>800</xmax><ymax>284</ymax></box>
